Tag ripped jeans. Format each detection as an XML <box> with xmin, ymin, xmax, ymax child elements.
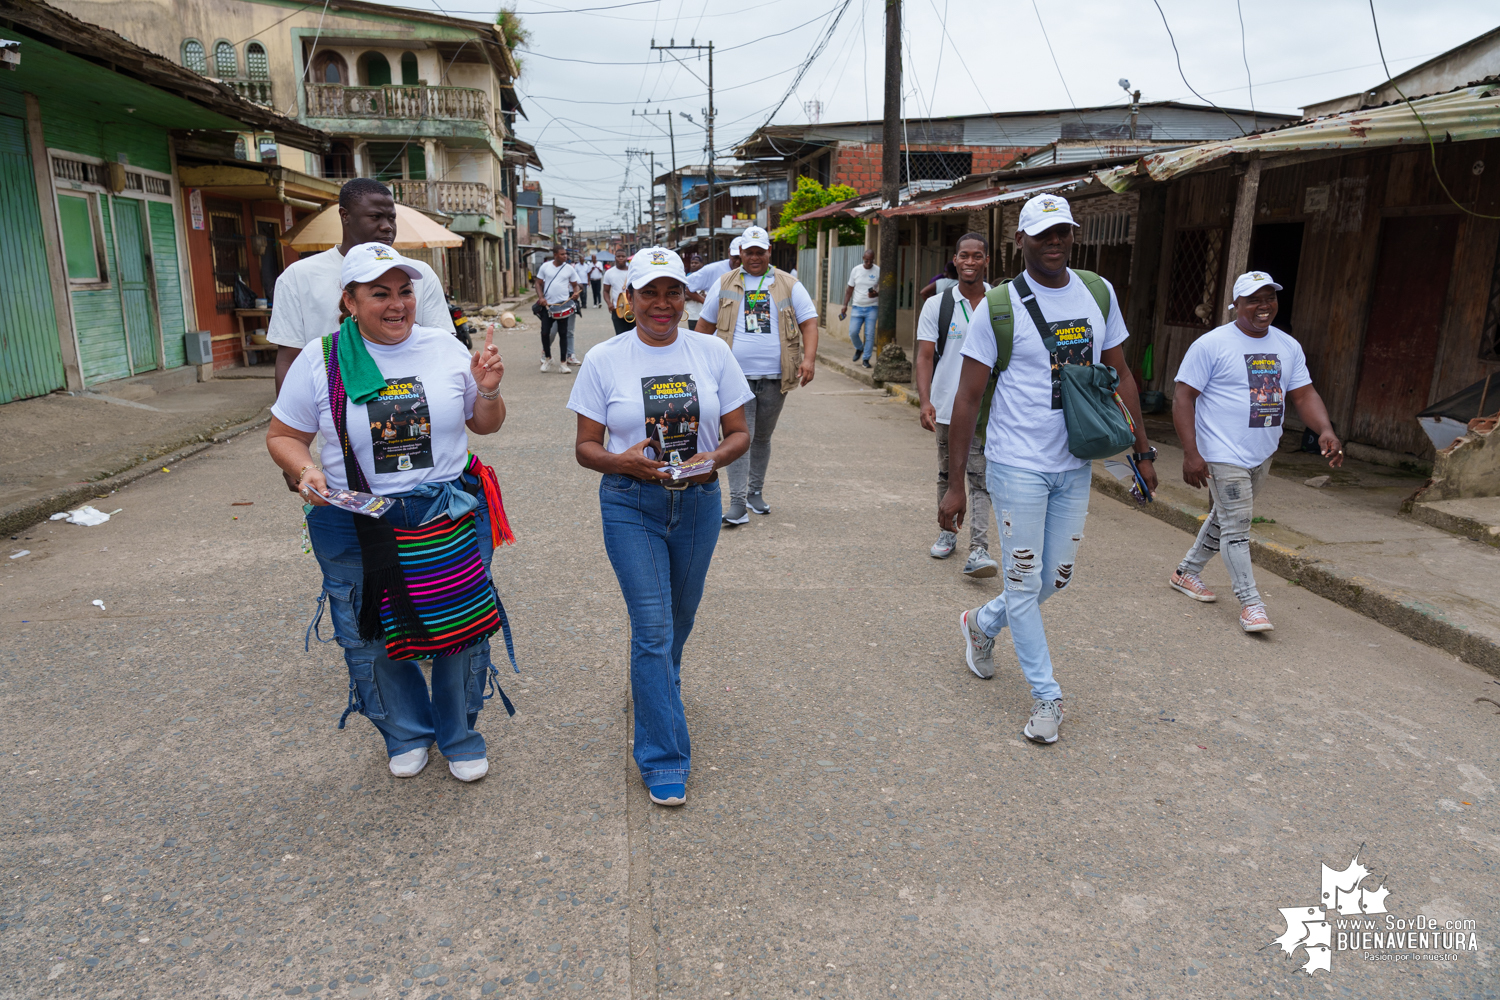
<box><xmin>1177</xmin><ymin>457</ymin><xmax>1271</xmax><ymax>608</ymax></box>
<box><xmin>304</xmin><ymin>484</ymin><xmax>513</xmax><ymax>761</ymax></box>
<box><xmin>974</xmin><ymin>463</ymin><xmax>1091</xmax><ymax>703</ymax></box>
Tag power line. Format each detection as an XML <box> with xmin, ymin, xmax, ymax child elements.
<box><xmin>744</xmin><ymin>0</ymin><xmax>855</xmax><ymax>142</ymax></box>
<box><xmin>1235</xmin><ymin>0</ymin><xmax>1254</xmax><ymax>112</ymax></box>
<box><xmin>1148</xmin><ymin>0</ymin><xmax>1245</xmax><ymax>135</ymax></box>
<box><xmin>1028</xmin><ymin>0</ymin><xmax>1074</xmax><ymax>108</ymax></box>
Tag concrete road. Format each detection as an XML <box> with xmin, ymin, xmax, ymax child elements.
<box><xmin>2</xmin><ymin>305</ymin><xmax>1496</xmax><ymax>1000</ymax></box>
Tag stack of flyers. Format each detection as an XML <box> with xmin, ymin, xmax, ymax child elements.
<box><xmin>322</xmin><ymin>489</ymin><xmax>394</xmax><ymax>518</ymax></box>
<box><xmin>667</xmin><ymin>456</ymin><xmax>716</xmax><ymax>481</ymax></box>
<box><xmin>1102</xmin><ymin>457</ymin><xmax>1153</xmax><ymax>504</ymax></box>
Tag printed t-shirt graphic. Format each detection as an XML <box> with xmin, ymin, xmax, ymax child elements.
<box><xmin>1245</xmin><ymin>353</ymin><xmax>1285</xmax><ymax>427</ymax></box>
<box><xmin>641</xmin><ymin>374</ymin><xmax>700</xmax><ymax>465</ymax></box>
<box><xmin>743</xmin><ymin>271</ymin><xmax>772</xmax><ymax>335</ymax></box>
<box><xmin>366</xmin><ymin>376</ymin><xmax>435</xmax><ymax>473</ymax></box>
<box><xmin>1042</xmin><ymin>317</ymin><xmax>1093</xmax><ymax>409</ymax></box>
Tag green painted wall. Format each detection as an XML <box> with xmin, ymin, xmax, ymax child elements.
<box><xmin>150</xmin><ymin>201</ymin><xmax>187</xmax><ymax>369</ymax></box>
<box><xmin>0</xmin><ymin>113</ymin><xmax>66</xmax><ymax>404</ymax></box>
<box><xmin>43</xmin><ymin>106</ymin><xmax>173</xmax><ymax>173</ymax></box>
<box><xmin>74</xmin><ymin>196</ymin><xmax>130</xmax><ymax>385</ymax></box>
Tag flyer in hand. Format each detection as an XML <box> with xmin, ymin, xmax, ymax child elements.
<box><xmin>322</xmin><ymin>488</ymin><xmax>394</xmax><ymax>518</ymax></box>
<box><xmin>667</xmin><ymin>456</ymin><xmax>715</xmax><ymax>481</ymax></box>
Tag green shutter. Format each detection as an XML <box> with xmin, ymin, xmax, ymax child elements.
<box><xmin>149</xmin><ymin>200</ymin><xmax>188</xmax><ymax>368</ymax></box>
<box><xmin>407</xmin><ymin>145</ymin><xmax>426</xmax><ymax>181</ymax></box>
<box><xmin>57</xmin><ymin>194</ymin><xmax>98</xmax><ymax>280</ymax></box>
<box><xmin>367</xmin><ymin>142</ymin><xmax>406</xmax><ymax>181</ymax></box>
<box><xmin>0</xmin><ymin>114</ymin><xmax>66</xmax><ymax>403</ymax></box>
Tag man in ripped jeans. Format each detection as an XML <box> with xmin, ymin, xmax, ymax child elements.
<box><xmin>1169</xmin><ymin>271</ymin><xmax>1343</xmax><ymax>632</ymax></box>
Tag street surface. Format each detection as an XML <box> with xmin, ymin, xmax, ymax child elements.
<box><xmin>2</xmin><ymin>306</ymin><xmax>1496</xmax><ymax>999</ymax></box>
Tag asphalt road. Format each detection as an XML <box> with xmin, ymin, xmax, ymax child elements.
<box><xmin>2</xmin><ymin>305</ymin><xmax>1497</xmax><ymax>1000</ymax></box>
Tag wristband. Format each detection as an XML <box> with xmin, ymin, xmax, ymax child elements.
<box><xmin>477</xmin><ymin>385</ymin><xmax>501</xmax><ymax>400</ymax></box>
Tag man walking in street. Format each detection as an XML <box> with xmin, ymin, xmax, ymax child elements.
<box><xmin>586</xmin><ymin>254</ymin><xmax>605</xmax><ymax>307</ymax></box>
<box><xmin>687</xmin><ymin>236</ymin><xmax>742</xmax><ymax>300</ymax></box>
<box><xmin>1169</xmin><ymin>271</ymin><xmax>1343</xmax><ymax>633</ymax></box>
<box><xmin>915</xmin><ymin>233</ymin><xmax>997</xmax><ymax>578</ymax></box>
<box><xmin>839</xmin><ymin>249</ymin><xmax>880</xmax><ymax>368</ymax></box>
<box><xmin>602</xmin><ymin>251</ymin><xmax>632</xmax><ymax>335</ymax></box>
<box><xmin>943</xmin><ymin>193</ymin><xmax>1157</xmax><ymax>744</ymax></box>
<box><xmin>535</xmin><ymin>244</ymin><xmax>581</xmax><ymax>372</ymax></box>
<box><xmin>695</xmin><ymin>226</ymin><xmax>818</xmax><ymax>525</ymax></box>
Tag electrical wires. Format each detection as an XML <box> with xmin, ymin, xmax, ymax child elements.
<box><xmin>1148</xmin><ymin>0</ymin><xmax>1245</xmax><ymax>136</ymax></box>
<box><xmin>1235</xmin><ymin>0</ymin><xmax>1254</xmax><ymax>111</ymax></box>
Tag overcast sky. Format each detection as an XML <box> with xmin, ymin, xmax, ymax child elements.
<box><xmin>369</xmin><ymin>0</ymin><xmax>1496</xmax><ymax>231</ymax></box>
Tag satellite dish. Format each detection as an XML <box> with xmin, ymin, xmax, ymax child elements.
<box><xmin>1118</xmin><ymin>78</ymin><xmax>1131</xmax><ymax>91</ymax></box>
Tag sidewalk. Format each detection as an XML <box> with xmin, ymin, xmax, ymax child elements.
<box><xmin>0</xmin><ymin>367</ymin><xmax>275</xmax><ymax>537</ymax></box>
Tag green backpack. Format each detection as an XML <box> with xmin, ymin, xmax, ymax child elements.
<box><xmin>975</xmin><ymin>270</ymin><xmax>1117</xmax><ymax>451</ymax></box>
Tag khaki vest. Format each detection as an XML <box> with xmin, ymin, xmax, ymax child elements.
<box><xmin>713</xmin><ymin>266</ymin><xmax>804</xmax><ymax>394</ymax></box>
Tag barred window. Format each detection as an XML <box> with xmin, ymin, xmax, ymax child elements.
<box><xmin>1164</xmin><ymin>228</ymin><xmax>1224</xmax><ymax>328</ymax></box>
<box><xmin>182</xmin><ymin>39</ymin><xmax>207</xmax><ymax>74</ymax></box>
<box><xmin>214</xmin><ymin>40</ymin><xmax>237</xmax><ymax>78</ymax></box>
<box><xmin>246</xmin><ymin>42</ymin><xmax>268</xmax><ymax>79</ymax></box>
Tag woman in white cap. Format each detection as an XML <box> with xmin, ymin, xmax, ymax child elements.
<box><xmin>266</xmin><ymin>242</ymin><xmax>518</xmax><ymax>783</ymax></box>
<box><xmin>567</xmin><ymin>247</ymin><xmax>752</xmax><ymax>806</ymax></box>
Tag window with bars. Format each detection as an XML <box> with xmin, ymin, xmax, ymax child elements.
<box><xmin>214</xmin><ymin>40</ymin><xmax>237</xmax><ymax>78</ymax></box>
<box><xmin>1164</xmin><ymin>228</ymin><xmax>1224</xmax><ymax>328</ymax></box>
<box><xmin>182</xmin><ymin>39</ymin><xmax>207</xmax><ymax>74</ymax></box>
<box><xmin>208</xmin><ymin>201</ymin><xmax>247</xmax><ymax>312</ymax></box>
<box><xmin>246</xmin><ymin>42</ymin><xmax>268</xmax><ymax>79</ymax></box>
<box><xmin>899</xmin><ymin>151</ymin><xmax>973</xmax><ymax>184</ymax></box>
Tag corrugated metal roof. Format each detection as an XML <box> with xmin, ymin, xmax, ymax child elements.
<box><xmin>1101</xmin><ymin>82</ymin><xmax>1500</xmax><ymax>188</ymax></box>
<box><xmin>879</xmin><ymin>174</ymin><xmax>1095</xmax><ymax>216</ymax></box>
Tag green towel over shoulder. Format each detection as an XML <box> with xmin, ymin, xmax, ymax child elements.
<box><xmin>335</xmin><ymin>316</ymin><xmax>389</xmax><ymax>404</ymax></box>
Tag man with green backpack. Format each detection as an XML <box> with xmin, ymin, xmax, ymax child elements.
<box><xmin>941</xmin><ymin>193</ymin><xmax>1157</xmax><ymax>744</ymax></box>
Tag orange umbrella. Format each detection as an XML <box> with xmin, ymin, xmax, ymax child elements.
<box><xmin>280</xmin><ymin>202</ymin><xmax>463</xmax><ymax>251</ymax></box>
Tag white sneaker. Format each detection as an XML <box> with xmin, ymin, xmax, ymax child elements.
<box><xmin>449</xmin><ymin>757</ymin><xmax>489</xmax><ymax>782</ymax></box>
<box><xmin>566</xmin><ymin>354</ymin><xmax>581</xmax><ymax>366</ymax></box>
<box><xmin>539</xmin><ymin>358</ymin><xmax>553</xmax><ymax>373</ymax></box>
<box><xmin>389</xmin><ymin>746</ymin><xmax>429</xmax><ymax>778</ymax></box>
<box><xmin>557</xmin><ymin>362</ymin><xmax>572</xmax><ymax>375</ymax></box>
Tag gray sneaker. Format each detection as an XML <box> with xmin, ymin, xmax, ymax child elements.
<box><xmin>722</xmin><ymin>501</ymin><xmax>749</xmax><ymax>526</ymax></box>
<box><xmin>959</xmin><ymin>608</ymin><xmax>995</xmax><ymax>679</ymax></box>
<box><xmin>930</xmin><ymin>530</ymin><xmax>958</xmax><ymax>559</ymax></box>
<box><xmin>745</xmin><ymin>491</ymin><xmax>770</xmax><ymax>515</ymax></box>
<box><xmin>963</xmin><ymin>547</ymin><xmax>998</xmax><ymax>578</ymax></box>
<box><xmin>1024</xmin><ymin>699</ymin><xmax>1064</xmax><ymax>744</ymax></box>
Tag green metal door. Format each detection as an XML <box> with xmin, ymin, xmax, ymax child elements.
<box><xmin>113</xmin><ymin>197</ymin><xmax>160</xmax><ymax>374</ymax></box>
<box><xmin>0</xmin><ymin>114</ymin><xmax>66</xmax><ymax>403</ymax></box>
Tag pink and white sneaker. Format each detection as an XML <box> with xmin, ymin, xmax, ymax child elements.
<box><xmin>1170</xmin><ymin>570</ymin><xmax>1217</xmax><ymax>603</ymax></box>
<box><xmin>1240</xmin><ymin>604</ymin><xmax>1274</xmax><ymax>633</ymax></box>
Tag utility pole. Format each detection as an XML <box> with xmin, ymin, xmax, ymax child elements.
<box><xmin>632</xmin><ymin>109</ymin><xmax>680</xmax><ymax>239</ymax></box>
<box><xmin>875</xmin><ymin>0</ymin><xmax>901</xmax><ymax>354</ymax></box>
<box><xmin>625</xmin><ymin>147</ymin><xmax>660</xmax><ymax>244</ymax></box>
<box><xmin>651</xmin><ymin>39</ymin><xmax>714</xmax><ymax>257</ymax></box>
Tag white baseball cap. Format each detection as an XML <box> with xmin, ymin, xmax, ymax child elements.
<box><xmin>626</xmin><ymin>246</ymin><xmax>688</xmax><ymax>289</ymax></box>
<box><xmin>739</xmin><ymin>226</ymin><xmax>771</xmax><ymax>250</ymax></box>
<box><xmin>340</xmin><ymin>242</ymin><xmax>425</xmax><ymax>289</ymax></box>
<box><xmin>1232</xmin><ymin>271</ymin><xmax>1283</xmax><ymax>299</ymax></box>
<box><xmin>728</xmin><ymin>236</ymin><xmax>744</xmax><ymax>256</ymax></box>
<box><xmin>1017</xmin><ymin>193</ymin><xmax>1077</xmax><ymax>236</ymax></box>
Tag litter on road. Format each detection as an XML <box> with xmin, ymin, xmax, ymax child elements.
<box><xmin>50</xmin><ymin>505</ymin><xmax>116</xmax><ymax>526</ymax></box>
<box><xmin>9</xmin><ymin>550</ymin><xmax>28</xmax><ymax>559</ymax></box>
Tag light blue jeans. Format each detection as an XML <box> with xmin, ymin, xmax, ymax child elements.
<box><xmin>848</xmin><ymin>305</ymin><xmax>878</xmax><ymax>360</ymax></box>
<box><xmin>974</xmin><ymin>463</ymin><xmax>1091</xmax><ymax>702</ymax></box>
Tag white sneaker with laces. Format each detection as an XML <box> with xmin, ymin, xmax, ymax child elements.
<box><xmin>558</xmin><ymin>362</ymin><xmax>572</xmax><ymax>375</ymax></box>
<box><xmin>566</xmin><ymin>354</ymin><xmax>581</xmax><ymax>366</ymax></box>
<box><xmin>448</xmin><ymin>757</ymin><xmax>489</xmax><ymax>782</ymax></box>
<box><xmin>1240</xmin><ymin>604</ymin><xmax>1274</xmax><ymax>633</ymax></box>
<box><xmin>389</xmin><ymin>746</ymin><xmax>429</xmax><ymax>778</ymax></box>
<box><xmin>540</xmin><ymin>358</ymin><xmax>555</xmax><ymax>373</ymax></box>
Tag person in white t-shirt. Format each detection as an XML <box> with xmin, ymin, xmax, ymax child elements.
<box><xmin>602</xmin><ymin>253</ymin><xmax>632</xmax><ymax>335</ymax></box>
<box><xmin>1170</xmin><ymin>271</ymin><xmax>1343</xmax><ymax>633</ymax></box>
<box><xmin>694</xmin><ymin>226</ymin><xmax>819</xmax><ymax>525</ymax></box>
<box><xmin>914</xmin><ymin>233</ymin><xmax>996</xmax><ymax>579</ymax></box>
<box><xmin>568</xmin><ymin>246</ymin><xmax>751</xmax><ymax>808</ymax></box>
<box><xmin>944</xmin><ymin>194</ymin><xmax>1156</xmax><ymax>745</ymax></box>
<box><xmin>534</xmin><ymin>245</ymin><xmax>582</xmax><ymax>372</ymax></box>
<box><xmin>839</xmin><ymin>249</ymin><xmax>880</xmax><ymax>366</ymax></box>
<box><xmin>586</xmin><ymin>255</ymin><xmax>605</xmax><ymax>307</ymax></box>
<box><xmin>682</xmin><ymin>253</ymin><xmax>705</xmax><ymax>327</ymax></box>
<box><xmin>266</xmin><ymin>243</ymin><xmax>512</xmax><ymax>783</ymax></box>
<box><xmin>685</xmin><ymin>237</ymin><xmax>743</xmax><ymax>296</ymax></box>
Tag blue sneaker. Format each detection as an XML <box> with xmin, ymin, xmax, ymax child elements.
<box><xmin>648</xmin><ymin>782</ymin><xmax>686</xmax><ymax>806</ymax></box>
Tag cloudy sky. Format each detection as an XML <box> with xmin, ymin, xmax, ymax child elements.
<box><xmin>370</xmin><ymin>0</ymin><xmax>1496</xmax><ymax>230</ymax></box>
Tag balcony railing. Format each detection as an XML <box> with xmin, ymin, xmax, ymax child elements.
<box><xmin>223</xmin><ymin>78</ymin><xmax>275</xmax><ymax>107</ymax></box>
<box><xmin>306</xmin><ymin>84</ymin><xmax>491</xmax><ymax>125</ymax></box>
<box><xmin>389</xmin><ymin>179</ymin><xmax>493</xmax><ymax>217</ymax></box>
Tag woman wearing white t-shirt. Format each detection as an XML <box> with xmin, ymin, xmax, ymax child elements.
<box><xmin>567</xmin><ymin>247</ymin><xmax>752</xmax><ymax>807</ymax></box>
<box><xmin>267</xmin><ymin>243</ymin><xmax>517</xmax><ymax>784</ymax></box>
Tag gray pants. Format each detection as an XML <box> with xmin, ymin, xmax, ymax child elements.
<box><xmin>936</xmin><ymin>422</ymin><xmax>992</xmax><ymax>552</ymax></box>
<box><xmin>726</xmin><ymin>377</ymin><xmax>787</xmax><ymax>502</ymax></box>
<box><xmin>1177</xmin><ymin>457</ymin><xmax>1271</xmax><ymax>607</ymax></box>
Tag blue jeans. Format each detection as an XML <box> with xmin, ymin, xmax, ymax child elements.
<box><xmin>974</xmin><ymin>463</ymin><xmax>1091</xmax><ymax>703</ymax></box>
<box><xmin>848</xmin><ymin>305</ymin><xmax>878</xmax><ymax>360</ymax></box>
<box><xmin>305</xmin><ymin>483</ymin><xmax>514</xmax><ymax>761</ymax></box>
<box><xmin>598</xmin><ymin>473</ymin><xmax>722</xmax><ymax>787</ymax></box>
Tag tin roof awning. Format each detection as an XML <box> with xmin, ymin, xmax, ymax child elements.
<box><xmin>1099</xmin><ymin>80</ymin><xmax>1500</xmax><ymax>189</ymax></box>
<box><xmin>877</xmin><ymin>173</ymin><xmax>1098</xmax><ymax>216</ymax></box>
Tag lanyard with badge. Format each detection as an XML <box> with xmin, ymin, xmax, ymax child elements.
<box><xmin>743</xmin><ymin>270</ymin><xmax>772</xmax><ymax>334</ymax></box>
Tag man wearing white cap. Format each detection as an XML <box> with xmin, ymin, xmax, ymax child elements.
<box><xmin>695</xmin><ymin>225</ymin><xmax>819</xmax><ymax>524</ymax></box>
<box><xmin>1169</xmin><ymin>271</ymin><xmax>1343</xmax><ymax>633</ymax></box>
<box><xmin>686</xmin><ymin>236</ymin><xmax>743</xmax><ymax>297</ymax></box>
<box><xmin>943</xmin><ymin>193</ymin><xmax>1156</xmax><ymax>745</ymax></box>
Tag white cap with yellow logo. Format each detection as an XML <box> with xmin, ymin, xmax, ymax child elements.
<box><xmin>626</xmin><ymin>246</ymin><xmax>688</xmax><ymax>289</ymax></box>
<box><xmin>1017</xmin><ymin>193</ymin><xmax>1077</xmax><ymax>236</ymax></box>
<box><xmin>1232</xmin><ymin>271</ymin><xmax>1283</xmax><ymax>299</ymax></box>
<box><xmin>339</xmin><ymin>242</ymin><xmax>425</xmax><ymax>289</ymax></box>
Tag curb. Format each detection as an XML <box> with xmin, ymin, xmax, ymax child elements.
<box><xmin>1091</xmin><ymin>470</ymin><xmax>1500</xmax><ymax>677</ymax></box>
<box><xmin>0</xmin><ymin>408</ymin><xmax>272</xmax><ymax>539</ymax></box>
<box><xmin>814</xmin><ymin>350</ymin><xmax>919</xmax><ymax>406</ymax></box>
<box><xmin>1404</xmin><ymin>502</ymin><xmax>1500</xmax><ymax>549</ymax></box>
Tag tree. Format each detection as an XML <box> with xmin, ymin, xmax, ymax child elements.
<box><xmin>495</xmin><ymin>6</ymin><xmax>529</xmax><ymax>73</ymax></box>
<box><xmin>772</xmin><ymin>176</ymin><xmax>865</xmax><ymax>246</ymax></box>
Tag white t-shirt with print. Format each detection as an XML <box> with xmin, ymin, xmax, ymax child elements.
<box><xmin>567</xmin><ymin>331</ymin><xmax>753</xmax><ymax>459</ymax></box>
<box><xmin>1175</xmin><ymin>322</ymin><xmax>1312</xmax><ymax>469</ymax></box>
<box><xmin>272</xmin><ymin>326</ymin><xmax>477</xmax><ymax>493</ymax></box>
<box><xmin>266</xmin><ymin>246</ymin><xmax>454</xmax><ymax>349</ymax></box>
<box><xmin>537</xmin><ymin>260</ymin><xmax>579</xmax><ymax>305</ymax></box>
<box><xmin>601</xmin><ymin>266</ymin><xmax>629</xmax><ymax>309</ymax></box>
<box><xmin>698</xmin><ymin>268</ymin><xmax>818</xmax><ymax>379</ymax></box>
<box><xmin>961</xmin><ymin>269</ymin><xmax>1129</xmax><ymax>473</ymax></box>
<box><xmin>847</xmin><ymin>263</ymin><xmax>880</xmax><ymax>305</ymax></box>
<box><xmin>916</xmin><ymin>282</ymin><xmax>990</xmax><ymax>425</ymax></box>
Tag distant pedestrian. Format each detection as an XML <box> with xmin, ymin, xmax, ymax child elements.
<box><xmin>683</xmin><ymin>253</ymin><xmax>705</xmax><ymax>328</ymax></box>
<box><xmin>839</xmin><ymin>249</ymin><xmax>880</xmax><ymax>368</ymax></box>
<box><xmin>603</xmin><ymin>253</ymin><xmax>632</xmax><ymax>335</ymax></box>
<box><xmin>695</xmin><ymin>225</ymin><xmax>818</xmax><ymax>525</ymax></box>
<box><xmin>266</xmin><ymin>243</ymin><xmax>516</xmax><ymax>782</ymax></box>
<box><xmin>535</xmin><ymin>245</ymin><xmax>581</xmax><ymax>373</ymax></box>
<box><xmin>1170</xmin><ymin>271</ymin><xmax>1343</xmax><ymax>633</ymax></box>
<box><xmin>586</xmin><ymin>255</ymin><xmax>605</xmax><ymax>307</ymax></box>
<box><xmin>686</xmin><ymin>236</ymin><xmax>743</xmax><ymax>300</ymax></box>
<box><xmin>568</xmin><ymin>246</ymin><xmax>751</xmax><ymax>807</ymax></box>
<box><xmin>943</xmin><ymin>194</ymin><xmax>1156</xmax><ymax>744</ymax></box>
<box><xmin>914</xmin><ymin>233</ymin><xmax>996</xmax><ymax>578</ymax></box>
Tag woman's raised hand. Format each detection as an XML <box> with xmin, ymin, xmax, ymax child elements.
<box><xmin>471</xmin><ymin>325</ymin><xmax>504</xmax><ymax>392</ymax></box>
